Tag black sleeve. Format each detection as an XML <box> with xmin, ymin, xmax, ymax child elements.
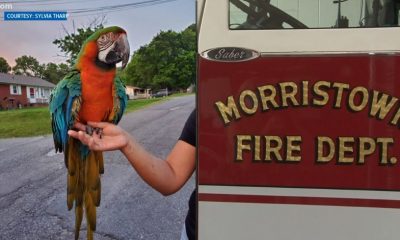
<box><xmin>179</xmin><ymin>109</ymin><xmax>196</xmax><ymax>147</ymax></box>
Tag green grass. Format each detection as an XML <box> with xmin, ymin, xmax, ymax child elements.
<box><xmin>0</xmin><ymin>95</ymin><xmax>188</xmax><ymax>138</ymax></box>
<box><xmin>125</xmin><ymin>97</ymin><xmax>165</xmax><ymax>113</ymax></box>
<box><xmin>169</xmin><ymin>92</ymin><xmax>194</xmax><ymax>97</ymax></box>
<box><xmin>0</xmin><ymin>107</ymin><xmax>52</xmax><ymax>138</ymax></box>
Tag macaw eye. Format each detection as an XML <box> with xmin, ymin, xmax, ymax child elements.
<box><xmin>97</xmin><ymin>33</ymin><xmax>113</xmax><ymax>51</ymax></box>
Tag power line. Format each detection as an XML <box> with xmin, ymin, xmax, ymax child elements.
<box><xmin>12</xmin><ymin>0</ymin><xmax>108</xmax><ymax>6</ymax></box>
<box><xmin>68</xmin><ymin>0</ymin><xmax>178</xmax><ymax>14</ymax></box>
<box><xmin>0</xmin><ymin>0</ymin><xmax>180</xmax><ymax>19</ymax></box>
<box><xmin>68</xmin><ymin>0</ymin><xmax>178</xmax><ymax>19</ymax></box>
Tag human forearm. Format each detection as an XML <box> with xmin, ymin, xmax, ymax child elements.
<box><xmin>68</xmin><ymin>121</ymin><xmax>195</xmax><ymax>195</ymax></box>
<box><xmin>121</xmin><ymin>135</ymin><xmax>191</xmax><ymax>195</ymax></box>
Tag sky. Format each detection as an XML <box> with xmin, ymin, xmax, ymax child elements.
<box><xmin>0</xmin><ymin>0</ymin><xmax>195</xmax><ymax>67</ymax></box>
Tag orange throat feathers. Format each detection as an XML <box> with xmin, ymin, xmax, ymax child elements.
<box><xmin>77</xmin><ymin>41</ymin><xmax>116</xmax><ymax>123</ymax></box>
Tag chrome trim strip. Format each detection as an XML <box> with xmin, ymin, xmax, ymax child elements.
<box><xmin>260</xmin><ymin>50</ymin><xmax>400</xmax><ymax>57</ymax></box>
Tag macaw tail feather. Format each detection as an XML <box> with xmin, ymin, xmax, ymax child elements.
<box><xmin>87</xmin><ymin>227</ymin><xmax>94</xmax><ymax>240</ymax></box>
<box><xmin>98</xmin><ymin>152</ymin><xmax>104</xmax><ymax>174</ymax></box>
<box><xmin>66</xmin><ymin>137</ymin><xmax>103</xmax><ymax>240</ymax></box>
<box><xmin>67</xmin><ymin>138</ymin><xmax>79</xmax><ymax>210</ymax></box>
<box><xmin>75</xmin><ymin>205</ymin><xmax>83</xmax><ymax>240</ymax></box>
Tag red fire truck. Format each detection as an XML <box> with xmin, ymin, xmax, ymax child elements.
<box><xmin>197</xmin><ymin>0</ymin><xmax>400</xmax><ymax>239</ymax></box>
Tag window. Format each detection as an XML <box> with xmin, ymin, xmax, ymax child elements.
<box><xmin>230</xmin><ymin>0</ymin><xmax>400</xmax><ymax>30</ymax></box>
<box><xmin>43</xmin><ymin>89</ymin><xmax>50</xmax><ymax>98</ymax></box>
<box><xmin>10</xmin><ymin>84</ymin><xmax>22</xmax><ymax>95</ymax></box>
<box><xmin>29</xmin><ymin>87</ymin><xmax>35</xmax><ymax>98</ymax></box>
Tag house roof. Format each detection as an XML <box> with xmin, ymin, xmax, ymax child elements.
<box><xmin>0</xmin><ymin>73</ymin><xmax>56</xmax><ymax>88</ymax></box>
<box><xmin>126</xmin><ymin>85</ymin><xmax>142</xmax><ymax>90</ymax></box>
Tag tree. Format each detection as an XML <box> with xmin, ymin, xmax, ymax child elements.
<box><xmin>0</xmin><ymin>57</ymin><xmax>11</xmax><ymax>73</ymax></box>
<box><xmin>58</xmin><ymin>63</ymin><xmax>70</xmax><ymax>77</ymax></box>
<box><xmin>42</xmin><ymin>63</ymin><xmax>70</xmax><ymax>84</ymax></box>
<box><xmin>11</xmin><ymin>55</ymin><xmax>69</xmax><ymax>83</ymax></box>
<box><xmin>123</xmin><ymin>24</ymin><xmax>196</xmax><ymax>91</ymax></box>
<box><xmin>53</xmin><ymin>19</ymin><xmax>105</xmax><ymax>66</ymax></box>
<box><xmin>12</xmin><ymin>55</ymin><xmax>44</xmax><ymax>77</ymax></box>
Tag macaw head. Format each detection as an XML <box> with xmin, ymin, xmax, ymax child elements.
<box><xmin>76</xmin><ymin>26</ymin><xmax>130</xmax><ymax>70</ymax></box>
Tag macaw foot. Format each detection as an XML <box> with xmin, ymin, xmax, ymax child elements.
<box><xmin>85</xmin><ymin>126</ymin><xmax>103</xmax><ymax>138</ymax></box>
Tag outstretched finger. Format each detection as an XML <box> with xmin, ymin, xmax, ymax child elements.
<box><xmin>73</xmin><ymin>122</ymin><xmax>86</xmax><ymax>131</ymax></box>
<box><xmin>87</xmin><ymin>121</ymin><xmax>109</xmax><ymax>129</ymax></box>
<box><xmin>77</xmin><ymin>130</ymin><xmax>92</xmax><ymax>146</ymax></box>
<box><xmin>67</xmin><ymin>130</ymin><xmax>79</xmax><ymax>139</ymax></box>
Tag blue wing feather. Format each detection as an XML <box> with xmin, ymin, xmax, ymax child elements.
<box><xmin>49</xmin><ymin>71</ymin><xmax>82</xmax><ymax>153</ymax></box>
<box><xmin>112</xmin><ymin>76</ymin><xmax>128</xmax><ymax>124</ymax></box>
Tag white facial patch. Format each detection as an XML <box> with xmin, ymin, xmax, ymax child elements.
<box><xmin>97</xmin><ymin>41</ymin><xmax>115</xmax><ymax>63</ymax></box>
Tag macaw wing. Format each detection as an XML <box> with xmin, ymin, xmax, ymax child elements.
<box><xmin>111</xmin><ymin>75</ymin><xmax>128</xmax><ymax>124</ymax></box>
<box><xmin>49</xmin><ymin>70</ymin><xmax>82</xmax><ymax>153</ymax></box>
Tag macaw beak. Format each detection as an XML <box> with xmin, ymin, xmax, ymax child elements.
<box><xmin>105</xmin><ymin>33</ymin><xmax>130</xmax><ymax>69</ymax></box>
<box><xmin>118</xmin><ymin>33</ymin><xmax>130</xmax><ymax>69</ymax></box>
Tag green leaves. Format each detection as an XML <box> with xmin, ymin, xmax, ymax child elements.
<box><xmin>12</xmin><ymin>55</ymin><xmax>43</xmax><ymax>77</ymax></box>
<box><xmin>123</xmin><ymin>24</ymin><xmax>196</xmax><ymax>91</ymax></box>
<box><xmin>53</xmin><ymin>23</ymin><xmax>104</xmax><ymax>66</ymax></box>
<box><xmin>11</xmin><ymin>55</ymin><xmax>70</xmax><ymax>84</ymax></box>
<box><xmin>0</xmin><ymin>57</ymin><xmax>11</xmax><ymax>73</ymax></box>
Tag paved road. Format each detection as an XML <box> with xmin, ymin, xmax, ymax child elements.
<box><xmin>0</xmin><ymin>95</ymin><xmax>195</xmax><ymax>240</ymax></box>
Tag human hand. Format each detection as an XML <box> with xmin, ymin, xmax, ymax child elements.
<box><xmin>68</xmin><ymin>121</ymin><xmax>129</xmax><ymax>152</ymax></box>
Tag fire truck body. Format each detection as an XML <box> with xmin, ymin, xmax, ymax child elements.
<box><xmin>198</xmin><ymin>1</ymin><xmax>400</xmax><ymax>239</ymax></box>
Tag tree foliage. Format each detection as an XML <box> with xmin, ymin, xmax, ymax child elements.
<box><xmin>0</xmin><ymin>57</ymin><xmax>11</xmax><ymax>73</ymax></box>
<box><xmin>11</xmin><ymin>55</ymin><xmax>70</xmax><ymax>83</ymax></box>
<box><xmin>42</xmin><ymin>62</ymin><xmax>70</xmax><ymax>84</ymax></box>
<box><xmin>12</xmin><ymin>55</ymin><xmax>44</xmax><ymax>77</ymax></box>
<box><xmin>53</xmin><ymin>20</ymin><xmax>104</xmax><ymax>66</ymax></box>
<box><xmin>123</xmin><ymin>24</ymin><xmax>196</xmax><ymax>91</ymax></box>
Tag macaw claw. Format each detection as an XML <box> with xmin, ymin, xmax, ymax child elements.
<box><xmin>86</xmin><ymin>126</ymin><xmax>103</xmax><ymax>139</ymax></box>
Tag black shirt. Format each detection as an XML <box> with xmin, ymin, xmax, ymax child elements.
<box><xmin>179</xmin><ymin>109</ymin><xmax>196</xmax><ymax>240</ymax></box>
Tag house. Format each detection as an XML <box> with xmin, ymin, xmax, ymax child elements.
<box><xmin>0</xmin><ymin>72</ymin><xmax>56</xmax><ymax>110</ymax></box>
<box><xmin>186</xmin><ymin>83</ymin><xmax>195</xmax><ymax>93</ymax></box>
<box><xmin>126</xmin><ymin>85</ymin><xmax>152</xmax><ymax>100</ymax></box>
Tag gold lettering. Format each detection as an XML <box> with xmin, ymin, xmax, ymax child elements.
<box><xmin>215</xmin><ymin>82</ymin><xmax>400</xmax><ymax>130</ymax></box>
<box><xmin>258</xmin><ymin>85</ymin><xmax>279</xmax><ymax>110</ymax></box>
<box><xmin>236</xmin><ymin>135</ymin><xmax>252</xmax><ymax>161</ymax></box>
<box><xmin>317</xmin><ymin>136</ymin><xmax>335</xmax><ymax>162</ymax></box>
<box><xmin>302</xmin><ymin>81</ymin><xmax>309</xmax><ymax>106</ymax></box>
<box><xmin>215</xmin><ymin>96</ymin><xmax>241</xmax><ymax>125</ymax></box>
<box><xmin>265</xmin><ymin>136</ymin><xmax>282</xmax><ymax>161</ymax></box>
<box><xmin>358</xmin><ymin>137</ymin><xmax>376</xmax><ymax>164</ymax></box>
<box><xmin>254</xmin><ymin>135</ymin><xmax>261</xmax><ymax>161</ymax></box>
<box><xmin>332</xmin><ymin>82</ymin><xmax>349</xmax><ymax>108</ymax></box>
<box><xmin>313</xmin><ymin>81</ymin><xmax>331</xmax><ymax>106</ymax></box>
<box><xmin>390</xmin><ymin>107</ymin><xmax>400</xmax><ymax>127</ymax></box>
<box><xmin>286</xmin><ymin>136</ymin><xmax>302</xmax><ymax>162</ymax></box>
<box><xmin>370</xmin><ymin>91</ymin><xmax>398</xmax><ymax>119</ymax></box>
<box><xmin>348</xmin><ymin>87</ymin><xmax>369</xmax><ymax>112</ymax></box>
<box><xmin>239</xmin><ymin>90</ymin><xmax>259</xmax><ymax>115</ymax></box>
<box><xmin>338</xmin><ymin>137</ymin><xmax>354</xmax><ymax>163</ymax></box>
<box><xmin>377</xmin><ymin>138</ymin><xmax>394</xmax><ymax>164</ymax></box>
<box><xmin>279</xmin><ymin>82</ymin><xmax>299</xmax><ymax>107</ymax></box>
